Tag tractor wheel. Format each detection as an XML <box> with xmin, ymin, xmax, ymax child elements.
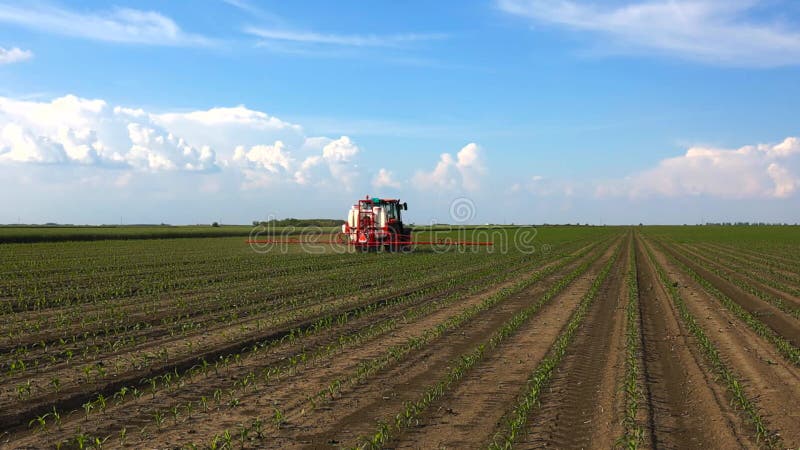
<box><xmin>399</xmin><ymin>232</ymin><xmax>413</xmax><ymax>253</ymax></box>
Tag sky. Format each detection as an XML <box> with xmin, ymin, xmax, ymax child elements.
<box><xmin>0</xmin><ymin>0</ymin><xmax>799</xmax><ymax>225</ymax></box>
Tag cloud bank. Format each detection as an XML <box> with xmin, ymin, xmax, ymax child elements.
<box><xmin>0</xmin><ymin>94</ymin><xmax>482</xmax><ymax>198</ymax></box>
<box><xmin>613</xmin><ymin>137</ymin><xmax>800</xmax><ymax>199</ymax></box>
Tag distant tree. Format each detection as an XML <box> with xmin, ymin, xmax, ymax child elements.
<box><xmin>211</xmin><ymin>222</ymin><xmax>220</xmax><ymax>227</ymax></box>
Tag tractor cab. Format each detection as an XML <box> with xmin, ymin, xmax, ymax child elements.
<box><xmin>343</xmin><ymin>195</ymin><xmax>411</xmax><ymax>251</ymax></box>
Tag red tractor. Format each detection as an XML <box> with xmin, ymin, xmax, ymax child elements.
<box><xmin>342</xmin><ymin>196</ymin><xmax>412</xmax><ymax>252</ymax></box>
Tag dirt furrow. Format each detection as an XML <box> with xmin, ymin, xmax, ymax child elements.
<box><xmin>511</xmin><ymin>236</ymin><xmax>629</xmax><ymax>449</ymax></box>
<box><xmin>678</xmin><ymin>243</ymin><xmax>800</xmax><ymax>311</ymax></box>
<box><xmin>269</xmin><ymin>239</ymin><xmax>621</xmax><ymax>448</ymax></box>
<box><xmin>648</xmin><ymin>239</ymin><xmax>800</xmax><ymax>446</ymax></box>
<box><xmin>635</xmin><ymin>236</ymin><xmax>750</xmax><ymax>449</ymax></box>
<box><xmin>695</xmin><ymin>243</ymin><xmax>800</xmax><ymax>293</ymax></box>
<box><xmin>658</xmin><ymin>241</ymin><xmax>800</xmax><ymax>348</ymax></box>
<box><xmin>4</xmin><ymin>245</ymin><xmax>600</xmax><ymax>448</ymax></box>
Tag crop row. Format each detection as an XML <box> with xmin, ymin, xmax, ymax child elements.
<box><xmin>651</xmin><ymin>240</ymin><xmax>800</xmax><ymax>366</ymax></box>
<box><xmin>356</xmin><ymin>239</ymin><xmax>618</xmax><ymax>448</ymax></box>
<box><xmin>2</xmin><ymin>247</ymin><xmax>552</xmax><ymax>426</ymax></box>
<box><xmin>1</xmin><ymin>248</ymin><xmax>517</xmax><ymax>379</ymax></box>
<box><xmin>619</xmin><ymin>240</ymin><xmax>644</xmax><ymax>449</ymax></box>
<box><xmin>487</xmin><ymin>242</ymin><xmax>619</xmax><ymax>449</ymax></box>
<box><xmin>696</xmin><ymin>243</ymin><xmax>800</xmax><ymax>291</ymax></box>
<box><xmin>641</xmin><ymin>238</ymin><xmax>779</xmax><ymax>447</ymax></box>
<box><xmin>672</xmin><ymin>244</ymin><xmax>800</xmax><ymax>319</ymax></box>
<box><xmin>9</xmin><ymin>241</ymin><xmax>603</xmax><ymax>446</ymax></box>
<box><xmin>187</xmin><ymin>240</ymin><xmax>608</xmax><ymax>449</ymax></box>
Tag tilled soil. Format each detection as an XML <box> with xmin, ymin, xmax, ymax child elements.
<box><xmin>266</xmin><ymin>240</ymin><xmax>620</xmax><ymax>448</ymax></box>
<box><xmin>514</xmin><ymin>236</ymin><xmax>629</xmax><ymax>449</ymax></box>
<box><xmin>661</xmin><ymin>243</ymin><xmax>800</xmax><ymax>347</ymax></box>
<box><xmin>637</xmin><ymin>237</ymin><xmax>753</xmax><ymax>449</ymax></box>
<box><xmin>5</xmin><ymin>243</ymin><xmax>601</xmax><ymax>449</ymax></box>
<box><xmin>392</xmin><ymin>238</ymin><xmax>628</xmax><ymax>449</ymax></box>
<box><xmin>648</xmin><ymin>238</ymin><xmax>800</xmax><ymax>445</ymax></box>
<box><xmin>4</xmin><ymin>230</ymin><xmax>800</xmax><ymax>449</ymax></box>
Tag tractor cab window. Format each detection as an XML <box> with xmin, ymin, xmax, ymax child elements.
<box><xmin>386</xmin><ymin>203</ymin><xmax>400</xmax><ymax>221</ymax></box>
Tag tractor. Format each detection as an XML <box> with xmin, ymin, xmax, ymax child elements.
<box><xmin>342</xmin><ymin>196</ymin><xmax>412</xmax><ymax>252</ymax></box>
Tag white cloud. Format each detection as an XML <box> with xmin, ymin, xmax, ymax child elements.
<box><xmin>233</xmin><ymin>141</ymin><xmax>292</xmax><ymax>175</ymax></box>
<box><xmin>0</xmin><ymin>95</ymin><xmax>219</xmax><ymax>172</ymax></box>
<box><xmin>0</xmin><ymin>93</ymin><xmax>492</xmax><ymax>205</ymax></box>
<box><xmin>293</xmin><ymin>136</ymin><xmax>361</xmax><ymax>190</ymax></box>
<box><xmin>373</xmin><ymin>168</ymin><xmax>400</xmax><ymax>188</ymax></box>
<box><xmin>0</xmin><ymin>123</ymin><xmax>67</xmax><ymax>163</ymax></box>
<box><xmin>497</xmin><ymin>0</ymin><xmax>800</xmax><ymax>67</ymax></box>
<box><xmin>157</xmin><ymin>106</ymin><xmax>300</xmax><ymax>130</ymax></box>
<box><xmin>0</xmin><ymin>3</ymin><xmax>212</xmax><ymax>46</ymax></box>
<box><xmin>154</xmin><ymin>106</ymin><xmax>305</xmax><ymax>160</ymax></box>
<box><xmin>0</xmin><ymin>46</ymin><xmax>32</xmax><ymax>64</ymax></box>
<box><xmin>413</xmin><ymin>142</ymin><xmax>486</xmax><ymax>192</ymax></box>
<box><xmin>126</xmin><ymin>123</ymin><xmax>216</xmax><ymax>172</ymax></box>
<box><xmin>0</xmin><ymin>94</ymin><xmax>384</xmax><ymax>192</ymax></box>
<box><xmin>244</xmin><ymin>27</ymin><xmax>446</xmax><ymax>48</ymax></box>
<box><xmin>598</xmin><ymin>137</ymin><xmax>800</xmax><ymax>199</ymax></box>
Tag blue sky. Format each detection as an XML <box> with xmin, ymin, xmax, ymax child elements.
<box><xmin>1</xmin><ymin>0</ymin><xmax>799</xmax><ymax>225</ymax></box>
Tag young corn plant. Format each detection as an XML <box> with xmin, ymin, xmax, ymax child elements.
<box><xmin>362</xmin><ymin>242</ymin><xmax>621</xmax><ymax>448</ymax></box>
<box><xmin>490</xmin><ymin>249</ymin><xmax>618</xmax><ymax>449</ymax></box>
<box><xmin>642</xmin><ymin>238</ymin><xmax>781</xmax><ymax>448</ymax></box>
<box><xmin>653</xmin><ymin>239</ymin><xmax>800</xmax><ymax>367</ymax></box>
<box><xmin>618</xmin><ymin>243</ymin><xmax>644</xmax><ymax>449</ymax></box>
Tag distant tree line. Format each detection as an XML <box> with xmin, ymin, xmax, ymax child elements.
<box><xmin>252</xmin><ymin>218</ymin><xmax>345</xmax><ymax>227</ymax></box>
<box><xmin>702</xmin><ymin>222</ymin><xmax>798</xmax><ymax>226</ymax></box>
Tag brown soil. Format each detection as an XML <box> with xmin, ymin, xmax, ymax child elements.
<box><xmin>635</xmin><ymin>236</ymin><xmax>750</xmax><ymax>449</ymax></box>
<box><xmin>660</xmin><ymin>242</ymin><xmax>800</xmax><ymax>347</ymax></box>
<box><xmin>679</xmin><ymin>243</ymin><xmax>800</xmax><ymax>309</ymax></box>
<box><xmin>267</xmin><ymin>238</ymin><xmax>620</xmax><ymax>448</ymax></box>
<box><xmin>512</xmin><ymin>236</ymin><xmax>629</xmax><ymax>449</ymax></box>
<box><xmin>8</xmin><ymin>231</ymin><xmax>799</xmax><ymax>450</ymax></box>
<box><xmin>0</xmin><ymin>252</ymin><xmax>528</xmax><ymax>430</ymax></box>
<box><xmin>4</xmin><ymin>244</ymin><xmax>599</xmax><ymax>449</ymax></box>
<box><xmin>647</xmin><ymin>238</ymin><xmax>800</xmax><ymax>447</ymax></box>
<box><xmin>389</xmin><ymin>238</ymin><xmax>628</xmax><ymax>449</ymax></box>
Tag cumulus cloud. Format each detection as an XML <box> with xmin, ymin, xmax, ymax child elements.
<box><xmin>413</xmin><ymin>143</ymin><xmax>486</xmax><ymax>191</ymax></box>
<box><xmin>373</xmin><ymin>168</ymin><xmax>400</xmax><ymax>189</ymax></box>
<box><xmin>0</xmin><ymin>95</ymin><xmax>218</xmax><ymax>171</ymax></box>
<box><xmin>0</xmin><ymin>94</ymin><xmax>385</xmax><ymax>193</ymax></box>
<box><xmin>233</xmin><ymin>141</ymin><xmax>292</xmax><ymax>173</ymax></box>
<box><xmin>599</xmin><ymin>137</ymin><xmax>800</xmax><ymax>199</ymax></box>
<box><xmin>0</xmin><ymin>3</ymin><xmax>212</xmax><ymax>46</ymax></box>
<box><xmin>126</xmin><ymin>123</ymin><xmax>216</xmax><ymax>171</ymax></box>
<box><xmin>0</xmin><ymin>46</ymin><xmax>32</xmax><ymax>64</ymax></box>
<box><xmin>291</xmin><ymin>136</ymin><xmax>361</xmax><ymax>190</ymax></box>
<box><xmin>497</xmin><ymin>0</ymin><xmax>800</xmax><ymax>67</ymax></box>
<box><xmin>154</xmin><ymin>106</ymin><xmax>304</xmax><ymax>161</ymax></box>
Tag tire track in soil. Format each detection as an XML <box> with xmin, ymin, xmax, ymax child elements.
<box><xmin>660</xmin><ymin>242</ymin><xmax>800</xmax><ymax>347</ymax></box>
<box><xmin>511</xmin><ymin>235</ymin><xmax>630</xmax><ymax>449</ymax></box>
<box><xmin>275</xmin><ymin>238</ymin><xmax>622</xmax><ymax>448</ymax></box>
<box><xmin>6</xmin><ymin>244</ymin><xmax>599</xmax><ymax>448</ymax></box>
<box><xmin>648</xmin><ymin>239</ymin><xmax>800</xmax><ymax>446</ymax></box>
<box><xmin>635</xmin><ymin>236</ymin><xmax>751</xmax><ymax>450</ymax></box>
